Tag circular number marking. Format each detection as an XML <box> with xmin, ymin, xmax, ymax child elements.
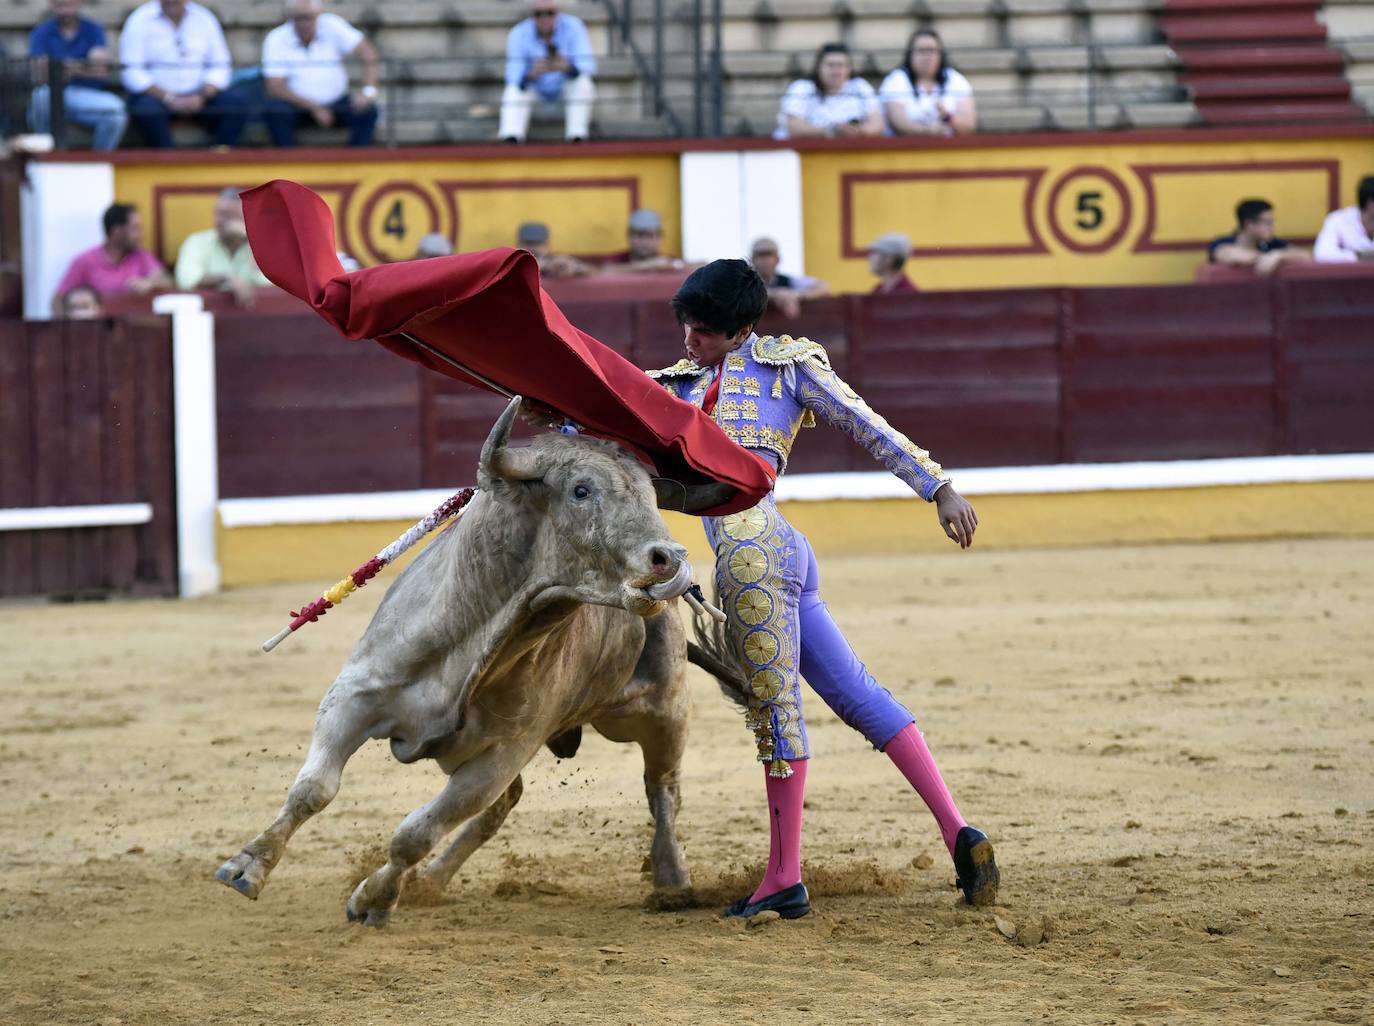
<box><xmin>358</xmin><ymin>183</ymin><xmax>443</xmax><ymax>264</ymax></box>
<box><xmin>1046</xmin><ymin>167</ymin><xmax>1132</xmax><ymax>254</ymax></box>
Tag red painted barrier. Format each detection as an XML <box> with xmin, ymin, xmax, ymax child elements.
<box><xmin>0</xmin><ymin>317</ymin><xmax>178</xmax><ymax>597</ymax></box>
<box><xmin>195</xmin><ymin>274</ymin><xmax>1374</xmax><ymax>498</ymax></box>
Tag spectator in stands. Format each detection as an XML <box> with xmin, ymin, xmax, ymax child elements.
<box><xmin>602</xmin><ymin>209</ymin><xmax>689</xmax><ymax>273</ymax></box>
<box><xmin>175</xmin><ymin>187</ymin><xmax>271</xmax><ymax>307</ymax></box>
<box><xmin>499</xmin><ymin>1</ymin><xmax>596</xmax><ymax>143</ymax></box>
<box><xmin>518</xmin><ymin>221</ymin><xmax>593</xmax><ymax>278</ymax></box>
<box><xmin>60</xmin><ymin>284</ymin><xmax>103</xmax><ymax>319</ymax></box>
<box><xmin>27</xmin><ymin>0</ymin><xmax>127</xmax><ymax>151</ymax></box>
<box><xmin>413</xmin><ymin>234</ymin><xmax>453</xmax><ymax>259</ymax></box>
<box><xmin>881</xmin><ymin>29</ymin><xmax>976</xmax><ymax>137</ymax></box>
<box><xmin>261</xmin><ymin>0</ymin><xmax>380</xmax><ymax>148</ymax></box>
<box><xmin>775</xmin><ymin>42</ymin><xmax>884</xmax><ymax>140</ymax></box>
<box><xmin>52</xmin><ymin>202</ymin><xmax>171</xmax><ymax>312</ymax></box>
<box><xmin>749</xmin><ymin>236</ymin><xmax>828</xmax><ymax>318</ymax></box>
<box><xmin>868</xmin><ymin>232</ymin><xmax>917</xmax><ymax>295</ymax></box>
<box><xmin>1313</xmin><ymin>175</ymin><xmax>1374</xmax><ymax>263</ymax></box>
<box><xmin>120</xmin><ymin>0</ymin><xmax>252</xmax><ymax>148</ymax></box>
<box><xmin>1207</xmin><ymin>199</ymin><xmax>1310</xmax><ymax>275</ymax></box>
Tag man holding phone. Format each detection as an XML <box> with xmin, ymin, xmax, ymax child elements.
<box><xmin>498</xmin><ymin>1</ymin><xmax>596</xmax><ymax>143</ymax></box>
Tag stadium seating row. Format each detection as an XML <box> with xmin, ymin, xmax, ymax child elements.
<box><xmin>1</xmin><ymin>0</ymin><xmax>1367</xmax><ymax>141</ymax></box>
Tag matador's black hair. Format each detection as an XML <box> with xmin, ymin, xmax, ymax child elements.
<box><xmin>670</xmin><ymin>259</ymin><xmax>769</xmax><ymax>338</ymax></box>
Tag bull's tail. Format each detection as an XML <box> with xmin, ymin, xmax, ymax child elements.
<box><xmin>686</xmin><ymin>591</ymin><xmax>750</xmax><ymax>709</ymax></box>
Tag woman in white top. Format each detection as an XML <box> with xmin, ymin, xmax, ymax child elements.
<box><xmin>881</xmin><ymin>29</ymin><xmax>977</xmax><ymax>136</ymax></box>
<box><xmin>775</xmin><ymin>42</ymin><xmax>884</xmax><ymax>140</ymax></box>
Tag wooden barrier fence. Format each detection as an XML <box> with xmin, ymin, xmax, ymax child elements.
<box><xmin>212</xmin><ymin>277</ymin><xmax>1374</xmax><ymax>498</ymax></box>
<box><xmin>0</xmin><ymin>317</ymin><xmax>177</xmax><ymax>597</ymax></box>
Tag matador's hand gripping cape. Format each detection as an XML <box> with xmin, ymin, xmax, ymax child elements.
<box><xmin>240</xmin><ymin>179</ymin><xmax>775</xmax><ymax>516</ymax></box>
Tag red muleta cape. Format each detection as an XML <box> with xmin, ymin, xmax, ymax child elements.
<box><xmin>240</xmin><ymin>180</ymin><xmax>774</xmax><ymax>516</ymax></box>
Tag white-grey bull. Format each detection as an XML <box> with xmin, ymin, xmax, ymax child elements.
<box><xmin>216</xmin><ymin>398</ymin><xmax>727</xmax><ymax>926</ymax></box>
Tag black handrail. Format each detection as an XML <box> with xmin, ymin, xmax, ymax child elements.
<box><xmin>598</xmin><ymin>0</ymin><xmax>684</xmax><ymax>136</ymax></box>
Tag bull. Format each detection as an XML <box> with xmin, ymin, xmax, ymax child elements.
<box><xmin>215</xmin><ymin>398</ymin><xmax>720</xmax><ymax>926</ymax></box>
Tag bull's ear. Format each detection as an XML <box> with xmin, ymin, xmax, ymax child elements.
<box><xmin>652</xmin><ymin>477</ymin><xmax>738</xmax><ymax>514</ymax></box>
<box><xmin>479</xmin><ymin>395</ymin><xmax>544</xmax><ymax>482</ymax></box>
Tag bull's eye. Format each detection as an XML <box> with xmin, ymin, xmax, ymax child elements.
<box><xmin>573</xmin><ymin>484</ymin><xmax>591</xmax><ymax>500</ymax></box>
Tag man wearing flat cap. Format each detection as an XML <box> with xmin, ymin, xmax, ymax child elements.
<box><xmin>868</xmin><ymin>232</ymin><xmax>918</xmax><ymax>295</ymax></box>
<box><xmin>517</xmin><ymin>221</ymin><xmax>592</xmax><ymax>278</ymax></box>
<box><xmin>602</xmin><ymin>208</ymin><xmax>690</xmax><ymax>273</ymax></box>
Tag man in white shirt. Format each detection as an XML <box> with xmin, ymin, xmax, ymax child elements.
<box><xmin>120</xmin><ymin>0</ymin><xmax>251</xmax><ymax>147</ymax></box>
<box><xmin>1313</xmin><ymin>176</ymin><xmax>1374</xmax><ymax>264</ymax></box>
<box><xmin>261</xmin><ymin>0</ymin><xmax>380</xmax><ymax>147</ymax></box>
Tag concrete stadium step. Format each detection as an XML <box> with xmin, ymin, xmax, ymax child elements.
<box><xmin>1175</xmin><ymin>44</ymin><xmax>1344</xmax><ymax>73</ymax></box>
<box><xmin>1319</xmin><ymin>1</ymin><xmax>1374</xmax><ymax>42</ymax></box>
<box><xmin>1157</xmin><ymin>14</ymin><xmax>1329</xmax><ymax>44</ymax></box>
<box><xmin>1188</xmin><ymin>76</ymin><xmax>1351</xmax><ymax>100</ymax></box>
<box><xmin>1195</xmin><ymin>99</ymin><xmax>1368</xmax><ymax>123</ymax></box>
<box><xmin>1122</xmin><ymin>99</ymin><xmax>1202</xmax><ymax>126</ymax></box>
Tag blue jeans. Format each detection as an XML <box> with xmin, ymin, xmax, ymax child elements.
<box><xmin>28</xmin><ymin>84</ymin><xmax>128</xmax><ymax>151</ymax></box>
<box><xmin>262</xmin><ymin>95</ymin><xmax>378</xmax><ymax>147</ymax></box>
<box><xmin>128</xmin><ymin>86</ymin><xmax>254</xmax><ymax>148</ymax></box>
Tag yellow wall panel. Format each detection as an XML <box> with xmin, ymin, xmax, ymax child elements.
<box><xmin>801</xmin><ymin>134</ymin><xmax>1374</xmax><ymax>293</ymax></box>
<box><xmin>113</xmin><ymin>155</ymin><xmax>682</xmax><ymax>269</ymax></box>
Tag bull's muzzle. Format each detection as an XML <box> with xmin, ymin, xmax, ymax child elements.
<box><xmin>631</xmin><ymin>541</ymin><xmax>692</xmax><ymax>611</ymax></box>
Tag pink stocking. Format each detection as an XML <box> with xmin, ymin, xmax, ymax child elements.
<box><xmin>884</xmin><ymin>723</ymin><xmax>967</xmax><ymax>856</ymax></box>
<box><xmin>750</xmin><ymin>758</ymin><xmax>808</xmax><ymax>903</ymax></box>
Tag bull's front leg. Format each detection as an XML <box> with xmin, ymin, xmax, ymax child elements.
<box><xmin>347</xmin><ymin>745</ymin><xmax>530</xmax><ymax>927</ymax></box>
<box><xmin>215</xmin><ymin>682</ymin><xmax>375</xmax><ymax>899</ymax></box>
<box><xmin>641</xmin><ymin>724</ymin><xmax>692</xmax><ymax>894</ymax></box>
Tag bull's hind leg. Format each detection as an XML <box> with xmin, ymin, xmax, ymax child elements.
<box><xmin>348</xmin><ymin>745</ymin><xmax>530</xmax><ymax>927</ymax></box>
<box><xmin>408</xmin><ymin>774</ymin><xmax>524</xmax><ymax>900</ymax></box>
<box><xmin>215</xmin><ymin>683</ymin><xmax>374</xmax><ymax>899</ymax></box>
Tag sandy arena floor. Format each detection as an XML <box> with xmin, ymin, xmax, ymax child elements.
<box><xmin>1</xmin><ymin>538</ymin><xmax>1370</xmax><ymax>1026</ymax></box>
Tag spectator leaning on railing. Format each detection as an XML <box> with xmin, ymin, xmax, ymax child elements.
<box><xmin>775</xmin><ymin>42</ymin><xmax>884</xmax><ymax>141</ymax></box>
<box><xmin>1207</xmin><ymin>199</ymin><xmax>1310</xmax><ymax>275</ymax></box>
<box><xmin>868</xmin><ymin>233</ymin><xmax>918</xmax><ymax>295</ymax></box>
<box><xmin>27</xmin><ymin>0</ymin><xmax>127</xmax><ymax>150</ymax></box>
<box><xmin>601</xmin><ymin>208</ymin><xmax>690</xmax><ymax>273</ymax></box>
<box><xmin>119</xmin><ymin>0</ymin><xmax>252</xmax><ymax>148</ymax></box>
<box><xmin>1313</xmin><ymin>175</ymin><xmax>1374</xmax><ymax>264</ymax></box>
<box><xmin>175</xmin><ymin>188</ymin><xmax>271</xmax><ymax>307</ymax></box>
<box><xmin>517</xmin><ymin>221</ymin><xmax>593</xmax><ymax>279</ymax></box>
<box><xmin>881</xmin><ymin>29</ymin><xmax>976</xmax><ymax>137</ymax></box>
<box><xmin>749</xmin><ymin>236</ymin><xmax>828</xmax><ymax>319</ymax></box>
<box><xmin>52</xmin><ymin>202</ymin><xmax>171</xmax><ymax>313</ymax></box>
<box><xmin>261</xmin><ymin>0</ymin><xmax>380</xmax><ymax>148</ymax></box>
<box><xmin>499</xmin><ymin>1</ymin><xmax>596</xmax><ymax>143</ymax></box>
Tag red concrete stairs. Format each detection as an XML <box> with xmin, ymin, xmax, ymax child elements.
<box><xmin>1158</xmin><ymin>0</ymin><xmax>1367</xmax><ymax>125</ymax></box>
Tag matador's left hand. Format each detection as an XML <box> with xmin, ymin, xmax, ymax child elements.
<box><xmin>935</xmin><ymin>485</ymin><xmax>978</xmax><ymax>549</ymax></box>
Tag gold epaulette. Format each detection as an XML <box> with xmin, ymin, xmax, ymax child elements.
<box><xmin>646</xmin><ymin>358</ymin><xmax>705</xmax><ymax>380</ymax></box>
<box><xmin>751</xmin><ymin>334</ymin><xmax>831</xmax><ymax>369</ymax></box>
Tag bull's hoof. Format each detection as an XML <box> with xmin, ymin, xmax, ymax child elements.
<box><xmin>215</xmin><ymin>850</ymin><xmax>270</xmax><ymax>900</ymax></box>
<box><xmin>644</xmin><ymin>886</ymin><xmax>696</xmax><ymax>912</ymax></box>
<box><xmin>347</xmin><ymin>876</ymin><xmax>397</xmax><ymax>928</ymax></box>
<box><xmin>953</xmin><ymin>826</ymin><xmax>1000</xmax><ymax>907</ymax></box>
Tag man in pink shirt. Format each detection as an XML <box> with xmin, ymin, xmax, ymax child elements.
<box><xmin>53</xmin><ymin>202</ymin><xmax>171</xmax><ymax>311</ymax></box>
<box><xmin>1313</xmin><ymin>176</ymin><xmax>1374</xmax><ymax>264</ymax></box>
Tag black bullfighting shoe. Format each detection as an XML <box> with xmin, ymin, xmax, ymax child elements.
<box><xmin>722</xmin><ymin>882</ymin><xmax>812</xmax><ymax>920</ymax></box>
<box><xmin>953</xmin><ymin>826</ymin><xmax>1000</xmax><ymax>907</ymax></box>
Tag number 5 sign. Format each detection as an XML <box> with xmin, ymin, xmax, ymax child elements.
<box><xmin>1047</xmin><ymin>166</ymin><xmax>1132</xmax><ymax>254</ymax></box>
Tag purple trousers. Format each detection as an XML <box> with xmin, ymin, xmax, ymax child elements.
<box><xmin>705</xmin><ymin>496</ymin><xmax>915</xmax><ymax>769</ymax></box>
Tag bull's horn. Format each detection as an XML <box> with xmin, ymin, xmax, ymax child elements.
<box><xmin>652</xmin><ymin>478</ymin><xmax>739</xmax><ymax>514</ymax></box>
<box><xmin>479</xmin><ymin>396</ymin><xmax>544</xmax><ymax>482</ymax></box>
